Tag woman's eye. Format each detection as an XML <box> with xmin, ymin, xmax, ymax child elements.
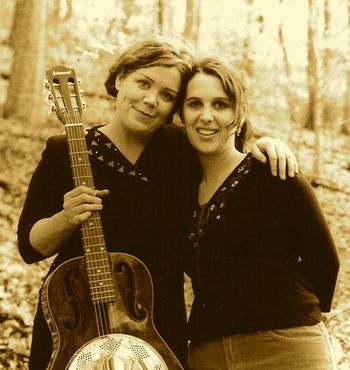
<box><xmin>162</xmin><ymin>91</ymin><xmax>175</xmax><ymax>102</ymax></box>
<box><xmin>188</xmin><ymin>100</ymin><xmax>201</xmax><ymax>109</ymax></box>
<box><xmin>137</xmin><ymin>79</ymin><xmax>150</xmax><ymax>88</ymax></box>
<box><xmin>214</xmin><ymin>100</ymin><xmax>228</xmax><ymax>109</ymax></box>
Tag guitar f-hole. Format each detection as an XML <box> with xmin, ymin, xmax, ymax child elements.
<box><xmin>114</xmin><ymin>261</ymin><xmax>148</xmax><ymax>321</ymax></box>
<box><xmin>62</xmin><ymin>268</ymin><xmax>82</xmax><ymax>330</ymax></box>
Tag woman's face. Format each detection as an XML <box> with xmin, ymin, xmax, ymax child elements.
<box><xmin>114</xmin><ymin>65</ymin><xmax>181</xmax><ymax>138</ymax></box>
<box><xmin>183</xmin><ymin>72</ymin><xmax>236</xmax><ymax>156</ymax></box>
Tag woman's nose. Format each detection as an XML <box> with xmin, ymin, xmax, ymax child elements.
<box><xmin>143</xmin><ymin>92</ymin><xmax>158</xmax><ymax>108</ymax></box>
<box><xmin>200</xmin><ymin>106</ymin><xmax>214</xmax><ymax>123</ymax></box>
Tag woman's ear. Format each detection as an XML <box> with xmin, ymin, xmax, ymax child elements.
<box><xmin>115</xmin><ymin>75</ymin><xmax>123</xmax><ymax>90</ymax></box>
<box><xmin>116</xmin><ymin>70</ymin><xmax>128</xmax><ymax>89</ymax></box>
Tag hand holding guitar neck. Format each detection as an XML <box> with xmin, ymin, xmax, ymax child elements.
<box><xmin>62</xmin><ymin>186</ymin><xmax>109</xmax><ymax>226</ymax></box>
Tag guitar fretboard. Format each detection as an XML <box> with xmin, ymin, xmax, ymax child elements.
<box><xmin>66</xmin><ymin>123</ymin><xmax>116</xmax><ymax>304</ymax></box>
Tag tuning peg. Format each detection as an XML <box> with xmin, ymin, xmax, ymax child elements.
<box><xmin>79</xmin><ymin>89</ymin><xmax>84</xmax><ymax>97</ymax></box>
<box><xmin>44</xmin><ymin>80</ymin><xmax>50</xmax><ymax>91</ymax></box>
<box><xmin>47</xmin><ymin>92</ymin><xmax>54</xmax><ymax>101</ymax></box>
<box><xmin>82</xmin><ymin>101</ymin><xmax>87</xmax><ymax>111</ymax></box>
<box><xmin>50</xmin><ymin>103</ymin><xmax>57</xmax><ymax>113</ymax></box>
<box><xmin>77</xmin><ymin>78</ymin><xmax>82</xmax><ymax>86</ymax></box>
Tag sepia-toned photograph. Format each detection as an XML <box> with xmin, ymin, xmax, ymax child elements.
<box><xmin>0</xmin><ymin>0</ymin><xmax>349</xmax><ymax>369</ymax></box>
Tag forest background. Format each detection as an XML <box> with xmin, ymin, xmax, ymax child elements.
<box><xmin>0</xmin><ymin>0</ymin><xmax>349</xmax><ymax>369</ymax></box>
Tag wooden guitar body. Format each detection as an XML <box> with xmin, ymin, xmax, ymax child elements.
<box><xmin>42</xmin><ymin>253</ymin><xmax>183</xmax><ymax>369</ymax></box>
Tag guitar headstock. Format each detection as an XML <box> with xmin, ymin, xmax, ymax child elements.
<box><xmin>44</xmin><ymin>65</ymin><xmax>86</xmax><ymax>125</ymax></box>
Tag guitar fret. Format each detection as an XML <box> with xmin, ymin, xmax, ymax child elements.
<box><xmin>67</xmin><ymin>137</ymin><xmax>86</xmax><ymax>141</ymax></box>
<box><xmin>66</xmin><ymin>123</ymin><xmax>84</xmax><ymax>127</ymax></box>
<box><xmin>82</xmin><ymin>229</ymin><xmax>103</xmax><ymax>234</ymax></box>
<box><xmin>73</xmin><ymin>175</ymin><xmax>93</xmax><ymax>179</ymax></box>
<box><xmin>90</xmin><ymin>287</ymin><xmax>115</xmax><ymax>294</ymax></box>
<box><xmin>87</xmin><ymin>270</ymin><xmax>111</xmax><ymax>276</ymax></box>
<box><xmin>86</xmin><ymin>257</ymin><xmax>109</xmax><ymax>264</ymax></box>
<box><xmin>82</xmin><ymin>240</ymin><xmax>105</xmax><ymax>246</ymax></box>
<box><xmin>90</xmin><ymin>291</ymin><xmax>115</xmax><ymax>298</ymax></box>
<box><xmin>91</xmin><ymin>295</ymin><xmax>116</xmax><ymax>303</ymax></box>
<box><xmin>90</xmin><ymin>281</ymin><xmax>114</xmax><ymax>288</ymax></box>
<box><xmin>69</xmin><ymin>151</ymin><xmax>89</xmax><ymax>155</ymax></box>
<box><xmin>89</xmin><ymin>275</ymin><xmax>113</xmax><ymax>285</ymax></box>
<box><xmin>86</xmin><ymin>264</ymin><xmax>110</xmax><ymax>270</ymax></box>
<box><xmin>90</xmin><ymin>290</ymin><xmax>114</xmax><ymax>297</ymax></box>
<box><xmin>83</xmin><ymin>241</ymin><xmax>105</xmax><ymax>245</ymax></box>
<box><xmin>85</xmin><ymin>218</ymin><xmax>102</xmax><ymax>222</ymax></box>
<box><xmin>71</xmin><ymin>163</ymin><xmax>90</xmax><ymax>167</ymax></box>
<box><xmin>82</xmin><ymin>235</ymin><xmax>104</xmax><ymax>240</ymax></box>
<box><xmin>84</xmin><ymin>245</ymin><xmax>106</xmax><ymax>251</ymax></box>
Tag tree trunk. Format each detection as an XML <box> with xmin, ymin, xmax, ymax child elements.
<box><xmin>342</xmin><ymin>0</ymin><xmax>350</xmax><ymax>135</ymax></box>
<box><xmin>157</xmin><ymin>0</ymin><xmax>164</xmax><ymax>34</ymax></box>
<box><xmin>306</xmin><ymin>0</ymin><xmax>322</xmax><ymax>179</ymax></box>
<box><xmin>183</xmin><ymin>0</ymin><xmax>194</xmax><ymax>40</ymax></box>
<box><xmin>278</xmin><ymin>22</ymin><xmax>297</xmax><ymax>123</ymax></box>
<box><xmin>63</xmin><ymin>0</ymin><xmax>73</xmax><ymax>21</ymax></box>
<box><xmin>322</xmin><ymin>0</ymin><xmax>332</xmax><ymax>126</ymax></box>
<box><xmin>51</xmin><ymin>0</ymin><xmax>61</xmax><ymax>20</ymax></box>
<box><xmin>3</xmin><ymin>0</ymin><xmax>46</xmax><ymax>125</ymax></box>
<box><xmin>120</xmin><ymin>0</ymin><xmax>134</xmax><ymax>35</ymax></box>
<box><xmin>192</xmin><ymin>0</ymin><xmax>200</xmax><ymax>43</ymax></box>
<box><xmin>305</xmin><ymin>0</ymin><xmax>318</xmax><ymax>131</ymax></box>
<box><xmin>242</xmin><ymin>0</ymin><xmax>255</xmax><ymax>77</ymax></box>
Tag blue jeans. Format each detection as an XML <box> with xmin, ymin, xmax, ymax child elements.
<box><xmin>188</xmin><ymin>322</ymin><xmax>337</xmax><ymax>370</ymax></box>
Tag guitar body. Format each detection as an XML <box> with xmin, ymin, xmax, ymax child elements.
<box><xmin>42</xmin><ymin>253</ymin><xmax>183</xmax><ymax>369</ymax></box>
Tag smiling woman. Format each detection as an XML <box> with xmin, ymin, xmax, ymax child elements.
<box><xmin>17</xmin><ymin>37</ymin><xmax>300</xmax><ymax>370</ymax></box>
<box><xmin>179</xmin><ymin>57</ymin><xmax>339</xmax><ymax>370</ymax></box>
<box><xmin>100</xmin><ymin>65</ymin><xmax>182</xmax><ymax>162</ymax></box>
<box><xmin>183</xmin><ymin>73</ymin><xmax>238</xmax><ymax>155</ymax></box>
<box><xmin>17</xmin><ymin>38</ymin><xmax>194</xmax><ymax>370</ymax></box>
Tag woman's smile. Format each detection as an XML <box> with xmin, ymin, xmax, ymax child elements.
<box><xmin>132</xmin><ymin>105</ymin><xmax>156</xmax><ymax>119</ymax></box>
<box><xmin>196</xmin><ymin>127</ymin><xmax>219</xmax><ymax>136</ymax></box>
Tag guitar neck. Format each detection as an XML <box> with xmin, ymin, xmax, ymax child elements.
<box><xmin>65</xmin><ymin>121</ymin><xmax>115</xmax><ymax>304</ymax></box>
<box><xmin>45</xmin><ymin>65</ymin><xmax>117</xmax><ymax>304</ymax></box>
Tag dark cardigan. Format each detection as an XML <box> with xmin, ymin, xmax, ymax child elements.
<box><xmin>186</xmin><ymin>154</ymin><xmax>340</xmax><ymax>342</ymax></box>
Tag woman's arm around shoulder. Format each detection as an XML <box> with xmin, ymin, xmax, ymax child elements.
<box><xmin>251</xmin><ymin>136</ymin><xmax>299</xmax><ymax>180</ymax></box>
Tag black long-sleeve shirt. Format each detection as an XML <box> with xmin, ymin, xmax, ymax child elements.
<box><xmin>17</xmin><ymin>125</ymin><xmax>191</xmax><ymax>368</ymax></box>
<box><xmin>186</xmin><ymin>154</ymin><xmax>340</xmax><ymax>342</ymax></box>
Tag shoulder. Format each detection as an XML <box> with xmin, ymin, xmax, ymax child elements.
<box><xmin>45</xmin><ymin>124</ymin><xmax>101</xmax><ymax>151</ymax></box>
<box><xmin>156</xmin><ymin>124</ymin><xmax>186</xmax><ymax>144</ymax></box>
<box><xmin>151</xmin><ymin>125</ymin><xmax>190</xmax><ymax>157</ymax></box>
<box><xmin>40</xmin><ymin>132</ymin><xmax>70</xmax><ymax>168</ymax></box>
<box><xmin>44</xmin><ymin>132</ymin><xmax>67</xmax><ymax>152</ymax></box>
<box><xmin>249</xmin><ymin>156</ymin><xmax>313</xmax><ymax>195</ymax></box>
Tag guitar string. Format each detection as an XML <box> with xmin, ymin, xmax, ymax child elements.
<box><xmin>62</xmin><ymin>104</ymin><xmax>166</xmax><ymax>364</ymax></box>
<box><xmin>78</xmin><ymin>119</ymin><xmax>120</xmax><ymax>337</ymax></box>
<box><xmin>72</xmin><ymin>118</ymin><xmax>110</xmax><ymax>337</ymax></box>
<box><xmin>64</xmin><ymin>109</ymin><xmax>116</xmax><ymax>338</ymax></box>
<box><xmin>69</xmin><ymin>116</ymin><xmax>107</xmax><ymax>337</ymax></box>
